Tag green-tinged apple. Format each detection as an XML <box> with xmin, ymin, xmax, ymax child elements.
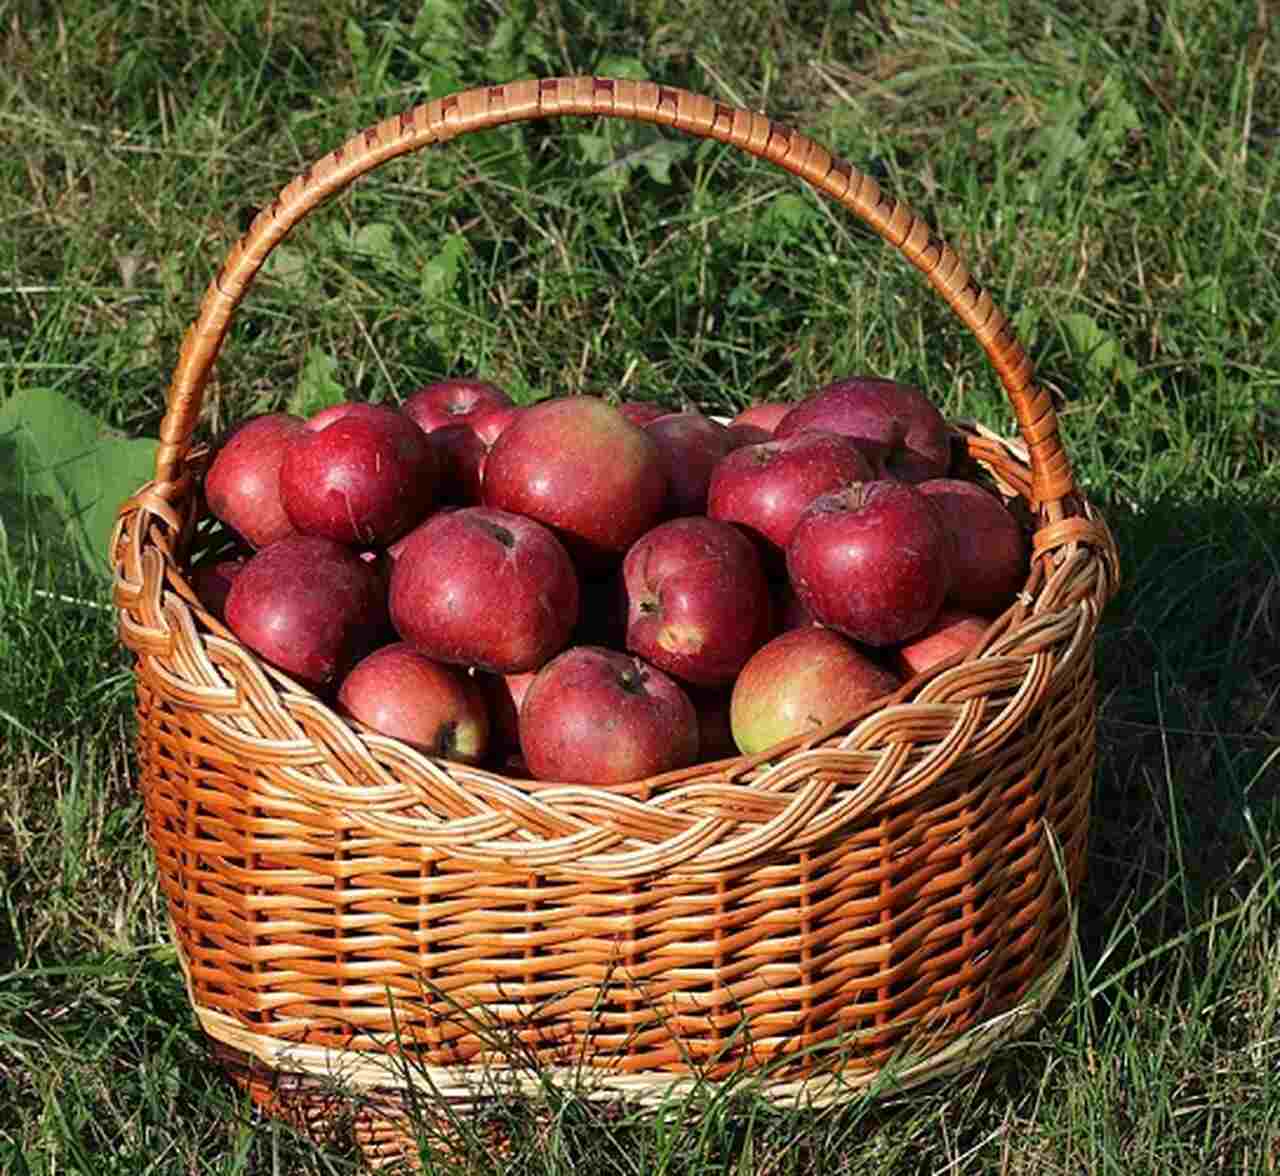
<box><xmin>337</xmin><ymin>642</ymin><xmax>489</xmax><ymax>762</ymax></box>
<box><xmin>730</xmin><ymin>627</ymin><xmax>900</xmax><ymax>755</ymax></box>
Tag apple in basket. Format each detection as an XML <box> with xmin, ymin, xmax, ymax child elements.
<box><xmin>224</xmin><ymin>534</ymin><xmax>390</xmax><ymax>692</ymax></box>
<box><xmin>786</xmin><ymin>480</ymin><xmax>952</xmax><ymax>647</ymax></box>
<box><xmin>401</xmin><ymin>377</ymin><xmax>514</xmax><ymax>434</ymax></box>
<box><xmin>519</xmin><ymin>646</ymin><xmax>699</xmax><ymax>784</ymax></box>
<box><xmin>203</xmin><ymin>411</ymin><xmax>305</xmax><ymax>548</ymax></box>
<box><xmin>894</xmin><ymin>607</ymin><xmax>992</xmax><ymax>679</ymax></box>
<box><xmin>643</xmin><ymin>411</ymin><xmax>737</xmax><ymax>517</ymax></box>
<box><xmin>621</xmin><ymin>516</ymin><xmax>774</xmax><ymax>688</ymax></box>
<box><xmin>389</xmin><ymin>506</ymin><xmax>579</xmax><ymax>674</ymax></box>
<box><xmin>918</xmin><ymin>477</ymin><xmax>1029</xmax><ymax>613</ymax></box>
<box><xmin>337</xmin><ymin>642</ymin><xmax>490</xmax><ymax>763</ymax></box>
<box><xmin>775</xmin><ymin>377</ymin><xmax>951</xmax><ymax>483</ymax></box>
<box><xmin>706</xmin><ymin>429</ymin><xmax>875</xmax><ymax>559</ymax></box>
<box><xmin>482</xmin><ymin>395</ymin><xmax>668</xmax><ymax>568</ymax></box>
<box><xmin>279</xmin><ymin>401</ymin><xmax>439</xmax><ymax>546</ymax></box>
<box><xmin>730</xmin><ymin>401</ymin><xmax>794</xmax><ymax>435</ymax></box>
<box><xmin>730</xmin><ymin>626</ymin><xmax>900</xmax><ymax>756</ymax></box>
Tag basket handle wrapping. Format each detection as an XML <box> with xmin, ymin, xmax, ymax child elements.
<box><xmin>146</xmin><ymin>77</ymin><xmax>1081</xmax><ymax>534</ymax></box>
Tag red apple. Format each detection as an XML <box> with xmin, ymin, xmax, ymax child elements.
<box><xmin>644</xmin><ymin>412</ymin><xmax>736</xmax><ymax>517</ymax></box>
<box><xmin>774</xmin><ymin>580</ymin><xmax>818</xmax><ymax>631</ymax></box>
<box><xmin>724</xmin><ymin>422</ymin><xmax>773</xmax><ymax>449</ymax></box>
<box><xmin>482</xmin><ymin>396</ymin><xmax>668</xmax><ymax>567</ymax></box>
<box><xmin>304</xmin><ymin>402</ymin><xmax>363</xmax><ymax>431</ymax></box>
<box><xmin>224</xmin><ymin>534</ymin><xmax>390</xmax><ymax>692</ymax></box>
<box><xmin>279</xmin><ymin>402</ymin><xmax>439</xmax><ymax>546</ymax></box>
<box><xmin>917</xmin><ymin>478</ymin><xmax>1028</xmax><ymax>613</ymax></box>
<box><xmin>189</xmin><ymin>557</ymin><xmax>245</xmax><ymax>621</ymax></box>
<box><xmin>468</xmin><ymin>404</ymin><xmax>522</xmax><ymax>448</ymax></box>
<box><xmin>893</xmin><ymin>607</ymin><xmax>991</xmax><ymax>678</ymax></box>
<box><xmin>706</xmin><ymin>430</ymin><xmax>875</xmax><ymax>556</ymax></box>
<box><xmin>730</xmin><ymin>402</ymin><xmax>793</xmax><ymax>434</ymax></box>
<box><xmin>786</xmin><ymin>481</ymin><xmax>952</xmax><ymax>647</ymax></box>
<box><xmin>622</xmin><ymin>516</ymin><xmax>773</xmax><ymax>687</ymax></box>
<box><xmin>337</xmin><ymin>642</ymin><xmax>490</xmax><ymax>763</ymax></box>
<box><xmin>389</xmin><ymin>506</ymin><xmax>579</xmax><ymax>674</ymax></box>
<box><xmin>730</xmin><ymin>627</ymin><xmax>900</xmax><ymax>755</ymax></box>
<box><xmin>402</xmin><ymin>378</ymin><xmax>514</xmax><ymax>434</ymax></box>
<box><xmin>775</xmin><ymin>377</ymin><xmax>951</xmax><ymax>482</ymax></box>
<box><xmin>519</xmin><ymin>646</ymin><xmax>699</xmax><ymax>784</ymax></box>
<box><xmin>204</xmin><ymin>412</ymin><xmax>304</xmax><ymax>548</ymax></box>
<box><xmin>617</xmin><ymin>400</ymin><xmax>669</xmax><ymax>427</ymax></box>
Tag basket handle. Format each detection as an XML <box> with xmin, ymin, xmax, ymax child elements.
<box><xmin>148</xmin><ymin>76</ymin><xmax>1078</xmax><ymax>528</ymax></box>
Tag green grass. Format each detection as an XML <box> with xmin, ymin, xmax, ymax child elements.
<box><xmin>2</xmin><ymin>0</ymin><xmax>1279</xmax><ymax>1170</ymax></box>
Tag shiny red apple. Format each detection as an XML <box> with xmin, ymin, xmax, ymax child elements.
<box><xmin>775</xmin><ymin>377</ymin><xmax>951</xmax><ymax>482</ymax></box>
<box><xmin>621</xmin><ymin>516</ymin><xmax>774</xmax><ymax>688</ymax></box>
<box><xmin>224</xmin><ymin>534</ymin><xmax>390</xmax><ymax>692</ymax></box>
<box><xmin>389</xmin><ymin>506</ymin><xmax>579</xmax><ymax>674</ymax></box>
<box><xmin>204</xmin><ymin>412</ymin><xmax>304</xmax><ymax>549</ymax></box>
<box><xmin>730</xmin><ymin>627</ymin><xmax>900</xmax><ymax>755</ymax></box>
<box><xmin>279</xmin><ymin>402</ymin><xmax>439</xmax><ymax>546</ymax></box>
<box><xmin>786</xmin><ymin>480</ymin><xmax>952</xmax><ymax>647</ymax></box>
<box><xmin>706</xmin><ymin>429</ymin><xmax>875</xmax><ymax>556</ymax></box>
<box><xmin>402</xmin><ymin>378</ymin><xmax>514</xmax><ymax>434</ymax></box>
<box><xmin>519</xmin><ymin>646</ymin><xmax>699</xmax><ymax>784</ymax></box>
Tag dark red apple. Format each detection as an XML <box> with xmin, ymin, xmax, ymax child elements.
<box><xmin>468</xmin><ymin>404</ymin><xmax>522</xmax><ymax>448</ymax></box>
<box><xmin>918</xmin><ymin>478</ymin><xmax>1028</xmax><ymax>613</ymax></box>
<box><xmin>389</xmin><ymin>506</ymin><xmax>579</xmax><ymax>674</ymax></box>
<box><xmin>730</xmin><ymin>402</ymin><xmax>793</xmax><ymax>434</ymax></box>
<box><xmin>622</xmin><ymin>516</ymin><xmax>773</xmax><ymax>687</ymax></box>
<box><xmin>519</xmin><ymin>646</ymin><xmax>699</xmax><ymax>784</ymax></box>
<box><xmin>478</xmin><ymin>669</ymin><xmax>539</xmax><ymax>755</ymax></box>
<box><xmin>482</xmin><ymin>396</ymin><xmax>668</xmax><ymax>567</ymax></box>
<box><xmin>426</xmin><ymin>423</ymin><xmax>487</xmax><ymax>504</ymax></box>
<box><xmin>730</xmin><ymin>627</ymin><xmax>900</xmax><ymax>755</ymax></box>
<box><xmin>724</xmin><ymin>422</ymin><xmax>773</xmax><ymax>449</ymax></box>
<box><xmin>189</xmin><ymin>557</ymin><xmax>245</xmax><ymax>621</ymax></box>
<box><xmin>894</xmin><ymin>607</ymin><xmax>991</xmax><ymax>678</ymax></box>
<box><xmin>644</xmin><ymin>412</ymin><xmax>736</xmax><ymax>517</ymax></box>
<box><xmin>337</xmin><ymin>642</ymin><xmax>490</xmax><ymax>762</ymax></box>
<box><xmin>786</xmin><ymin>481</ymin><xmax>952</xmax><ymax>647</ymax></box>
<box><xmin>775</xmin><ymin>377</ymin><xmax>951</xmax><ymax>482</ymax></box>
<box><xmin>224</xmin><ymin>534</ymin><xmax>390</xmax><ymax>692</ymax></box>
<box><xmin>204</xmin><ymin>412</ymin><xmax>304</xmax><ymax>548</ymax></box>
<box><xmin>775</xmin><ymin>580</ymin><xmax>818</xmax><ymax>631</ymax></box>
<box><xmin>402</xmin><ymin>378</ymin><xmax>514</xmax><ymax>434</ymax></box>
<box><xmin>706</xmin><ymin>430</ymin><xmax>875</xmax><ymax>556</ymax></box>
<box><xmin>688</xmin><ymin>685</ymin><xmax>738</xmax><ymax>762</ymax></box>
<box><xmin>279</xmin><ymin>402</ymin><xmax>439</xmax><ymax>546</ymax></box>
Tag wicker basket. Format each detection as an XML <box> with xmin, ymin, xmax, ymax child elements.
<box><xmin>111</xmin><ymin>77</ymin><xmax>1120</xmax><ymax>1168</ymax></box>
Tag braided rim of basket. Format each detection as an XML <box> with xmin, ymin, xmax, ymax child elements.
<box><xmin>112</xmin><ymin>77</ymin><xmax>1121</xmax><ymax>880</ymax></box>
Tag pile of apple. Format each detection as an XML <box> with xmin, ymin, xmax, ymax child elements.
<box><xmin>195</xmin><ymin>376</ymin><xmax>1028</xmax><ymax>785</ymax></box>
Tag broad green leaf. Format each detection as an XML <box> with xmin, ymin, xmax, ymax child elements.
<box><xmin>1059</xmin><ymin>312</ymin><xmax>1139</xmax><ymax>387</ymax></box>
<box><xmin>289</xmin><ymin>347</ymin><xmax>347</xmax><ymax>419</ymax></box>
<box><xmin>421</xmin><ymin>234</ymin><xmax>467</xmax><ymax>301</ymax></box>
<box><xmin>0</xmin><ymin>389</ymin><xmax>159</xmax><ymax>576</ymax></box>
<box><xmin>352</xmin><ymin>221</ymin><xmax>398</xmax><ymax>265</ymax></box>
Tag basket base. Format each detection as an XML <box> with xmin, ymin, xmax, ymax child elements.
<box><xmin>202</xmin><ymin>946</ymin><xmax>1071</xmax><ymax>1171</ymax></box>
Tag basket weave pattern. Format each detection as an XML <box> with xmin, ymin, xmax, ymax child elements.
<box><xmin>111</xmin><ymin>77</ymin><xmax>1119</xmax><ymax>1159</ymax></box>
